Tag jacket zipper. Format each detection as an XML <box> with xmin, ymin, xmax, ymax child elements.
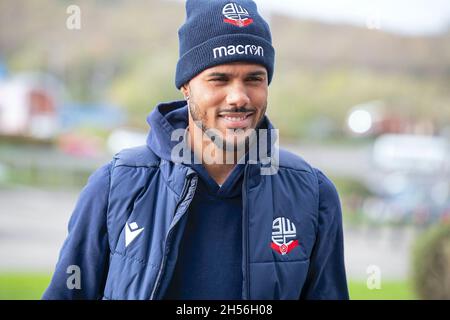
<box><xmin>242</xmin><ymin>165</ymin><xmax>251</xmax><ymax>299</ymax></box>
<box><xmin>150</xmin><ymin>175</ymin><xmax>196</xmax><ymax>299</ymax></box>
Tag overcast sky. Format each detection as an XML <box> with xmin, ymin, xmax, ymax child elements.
<box><xmin>172</xmin><ymin>0</ymin><xmax>450</xmax><ymax>36</ymax></box>
<box><xmin>255</xmin><ymin>0</ymin><xmax>450</xmax><ymax>36</ymax></box>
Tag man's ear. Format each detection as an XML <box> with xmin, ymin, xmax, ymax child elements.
<box><xmin>181</xmin><ymin>84</ymin><xmax>190</xmax><ymax>101</ymax></box>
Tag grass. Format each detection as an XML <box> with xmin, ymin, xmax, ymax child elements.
<box><xmin>0</xmin><ymin>273</ymin><xmax>51</xmax><ymax>300</ymax></box>
<box><xmin>0</xmin><ymin>273</ymin><xmax>416</xmax><ymax>300</ymax></box>
<box><xmin>348</xmin><ymin>279</ymin><xmax>416</xmax><ymax>300</ymax></box>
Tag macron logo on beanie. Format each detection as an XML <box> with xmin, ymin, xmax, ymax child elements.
<box><xmin>213</xmin><ymin>44</ymin><xmax>264</xmax><ymax>59</ymax></box>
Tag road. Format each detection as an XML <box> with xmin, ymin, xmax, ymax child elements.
<box><xmin>0</xmin><ymin>185</ymin><xmax>419</xmax><ymax>280</ymax></box>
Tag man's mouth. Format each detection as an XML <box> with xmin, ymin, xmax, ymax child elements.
<box><xmin>218</xmin><ymin>112</ymin><xmax>255</xmax><ymax>129</ymax></box>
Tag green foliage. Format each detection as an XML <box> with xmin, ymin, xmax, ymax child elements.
<box><xmin>108</xmin><ymin>52</ymin><xmax>180</xmax><ymax>128</ymax></box>
<box><xmin>332</xmin><ymin>176</ymin><xmax>371</xmax><ymax>198</ymax></box>
<box><xmin>412</xmin><ymin>223</ymin><xmax>450</xmax><ymax>299</ymax></box>
<box><xmin>1</xmin><ymin>0</ymin><xmax>449</xmax><ymax>138</ymax></box>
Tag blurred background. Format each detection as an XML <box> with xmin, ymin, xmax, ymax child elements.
<box><xmin>1</xmin><ymin>0</ymin><xmax>450</xmax><ymax>300</ymax></box>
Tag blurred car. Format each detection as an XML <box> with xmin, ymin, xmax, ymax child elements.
<box><xmin>106</xmin><ymin>128</ymin><xmax>147</xmax><ymax>155</ymax></box>
<box><xmin>362</xmin><ymin>134</ymin><xmax>450</xmax><ymax>225</ymax></box>
<box><xmin>363</xmin><ymin>179</ymin><xmax>450</xmax><ymax>225</ymax></box>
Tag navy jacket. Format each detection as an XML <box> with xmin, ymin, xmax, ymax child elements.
<box><xmin>43</xmin><ymin>100</ymin><xmax>349</xmax><ymax>300</ymax></box>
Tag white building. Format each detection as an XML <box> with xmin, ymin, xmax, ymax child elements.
<box><xmin>0</xmin><ymin>72</ymin><xmax>64</xmax><ymax>139</ymax></box>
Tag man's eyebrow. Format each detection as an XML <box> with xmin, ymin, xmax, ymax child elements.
<box><xmin>206</xmin><ymin>72</ymin><xmax>229</xmax><ymax>77</ymax></box>
<box><xmin>205</xmin><ymin>70</ymin><xmax>267</xmax><ymax>77</ymax></box>
<box><xmin>247</xmin><ymin>70</ymin><xmax>267</xmax><ymax>77</ymax></box>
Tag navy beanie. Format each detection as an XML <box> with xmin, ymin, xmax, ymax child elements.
<box><xmin>175</xmin><ymin>0</ymin><xmax>275</xmax><ymax>89</ymax></box>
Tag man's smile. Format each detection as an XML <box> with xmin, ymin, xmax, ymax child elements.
<box><xmin>218</xmin><ymin>111</ymin><xmax>255</xmax><ymax>129</ymax></box>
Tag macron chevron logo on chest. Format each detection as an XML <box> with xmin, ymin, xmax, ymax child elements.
<box><xmin>125</xmin><ymin>222</ymin><xmax>144</xmax><ymax>247</ymax></box>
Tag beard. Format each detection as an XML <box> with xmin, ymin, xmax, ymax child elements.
<box><xmin>187</xmin><ymin>97</ymin><xmax>266</xmax><ymax>153</ymax></box>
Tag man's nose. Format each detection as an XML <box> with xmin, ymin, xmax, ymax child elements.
<box><xmin>226</xmin><ymin>82</ymin><xmax>250</xmax><ymax>108</ymax></box>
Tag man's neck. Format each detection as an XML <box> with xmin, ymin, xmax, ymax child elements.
<box><xmin>203</xmin><ymin>162</ymin><xmax>236</xmax><ymax>186</ymax></box>
<box><xmin>188</xmin><ymin>125</ymin><xmax>243</xmax><ymax>186</ymax></box>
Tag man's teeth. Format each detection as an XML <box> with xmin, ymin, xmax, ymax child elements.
<box><xmin>223</xmin><ymin>115</ymin><xmax>248</xmax><ymax>121</ymax></box>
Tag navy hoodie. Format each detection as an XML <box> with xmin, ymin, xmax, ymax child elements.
<box><xmin>159</xmin><ymin>105</ymin><xmax>245</xmax><ymax>299</ymax></box>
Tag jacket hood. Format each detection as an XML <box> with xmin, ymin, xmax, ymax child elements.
<box><xmin>146</xmin><ymin>100</ymin><xmax>189</xmax><ymax>161</ymax></box>
<box><xmin>146</xmin><ymin>100</ymin><xmax>277</xmax><ymax>163</ymax></box>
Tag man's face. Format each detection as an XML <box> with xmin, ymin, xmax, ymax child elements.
<box><xmin>182</xmin><ymin>62</ymin><xmax>268</xmax><ymax>151</ymax></box>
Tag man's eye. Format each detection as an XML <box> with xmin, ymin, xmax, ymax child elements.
<box><xmin>209</xmin><ymin>78</ymin><xmax>227</xmax><ymax>82</ymax></box>
<box><xmin>247</xmin><ymin>77</ymin><xmax>263</xmax><ymax>82</ymax></box>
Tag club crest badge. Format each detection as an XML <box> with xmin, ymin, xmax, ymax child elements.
<box><xmin>271</xmin><ymin>217</ymin><xmax>299</xmax><ymax>255</ymax></box>
<box><xmin>222</xmin><ymin>2</ymin><xmax>254</xmax><ymax>27</ymax></box>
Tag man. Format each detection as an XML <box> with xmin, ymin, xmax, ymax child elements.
<box><xmin>43</xmin><ymin>0</ymin><xmax>349</xmax><ymax>300</ymax></box>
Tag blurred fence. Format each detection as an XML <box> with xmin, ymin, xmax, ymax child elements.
<box><xmin>0</xmin><ymin>141</ymin><xmax>109</xmax><ymax>188</ymax></box>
